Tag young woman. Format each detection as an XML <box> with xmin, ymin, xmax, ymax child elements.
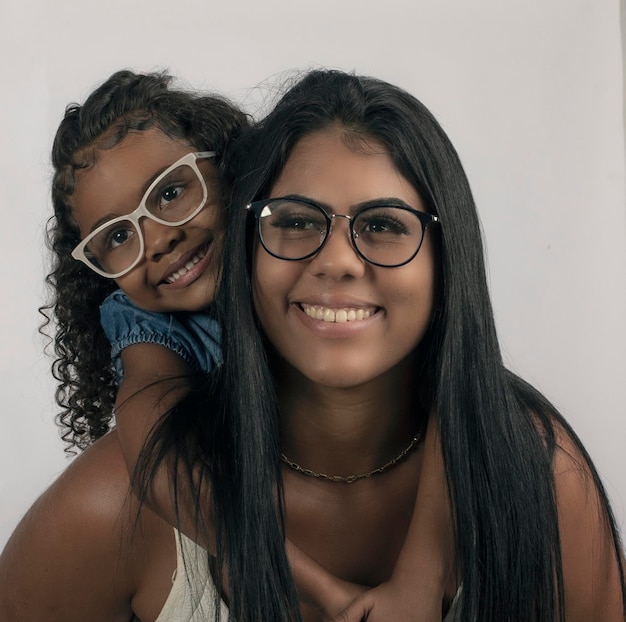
<box><xmin>202</xmin><ymin>68</ymin><xmax>625</xmax><ymax>620</ymax></box>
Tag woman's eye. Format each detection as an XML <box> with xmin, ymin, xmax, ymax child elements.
<box><xmin>360</xmin><ymin>216</ymin><xmax>407</xmax><ymax>235</ymax></box>
<box><xmin>273</xmin><ymin>216</ymin><xmax>315</xmax><ymax>230</ymax></box>
<box><xmin>271</xmin><ymin>212</ymin><xmax>324</xmax><ymax>231</ymax></box>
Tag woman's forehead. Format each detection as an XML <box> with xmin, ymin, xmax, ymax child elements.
<box><xmin>271</xmin><ymin>127</ymin><xmax>421</xmax><ymax>211</ymax></box>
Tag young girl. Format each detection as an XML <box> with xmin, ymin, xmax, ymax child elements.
<box><xmin>36</xmin><ymin>68</ymin><xmax>453</xmax><ymax>620</ymax></box>
<box><xmin>42</xmin><ymin>69</ymin><xmax>246</xmax><ymax>452</ymax></box>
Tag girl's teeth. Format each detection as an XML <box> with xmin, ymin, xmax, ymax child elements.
<box><xmin>166</xmin><ymin>248</ymin><xmax>207</xmax><ymax>284</ymax></box>
<box><xmin>302</xmin><ymin>305</ymin><xmax>373</xmax><ymax>323</ymax></box>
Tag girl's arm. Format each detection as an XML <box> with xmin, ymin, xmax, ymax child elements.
<box><xmin>330</xmin><ymin>415</ymin><xmax>455</xmax><ymax>622</ymax></box>
<box><xmin>113</xmin><ymin>342</ymin><xmax>197</xmax><ymax>524</ymax></box>
<box><xmin>107</xmin><ymin>291</ymin><xmax>456</xmax><ymax>618</ymax></box>
<box><xmin>99</xmin><ymin>291</ymin><xmax>220</xmax><ymax>543</ymax></box>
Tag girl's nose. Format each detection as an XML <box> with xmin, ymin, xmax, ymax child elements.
<box><xmin>141</xmin><ymin>218</ymin><xmax>184</xmax><ymax>261</ymax></box>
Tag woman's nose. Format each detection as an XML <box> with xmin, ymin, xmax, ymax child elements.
<box><xmin>141</xmin><ymin>218</ymin><xmax>184</xmax><ymax>261</ymax></box>
<box><xmin>308</xmin><ymin>217</ymin><xmax>366</xmax><ymax>280</ymax></box>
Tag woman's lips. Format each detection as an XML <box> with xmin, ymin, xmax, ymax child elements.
<box><xmin>299</xmin><ymin>303</ymin><xmax>377</xmax><ymax>323</ymax></box>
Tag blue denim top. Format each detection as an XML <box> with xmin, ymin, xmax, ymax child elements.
<box><xmin>100</xmin><ymin>289</ymin><xmax>222</xmax><ymax>383</ymax></box>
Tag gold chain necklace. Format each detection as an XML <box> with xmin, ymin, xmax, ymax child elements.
<box><xmin>280</xmin><ymin>431</ymin><xmax>422</xmax><ymax>484</ymax></box>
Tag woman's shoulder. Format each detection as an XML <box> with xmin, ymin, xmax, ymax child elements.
<box><xmin>51</xmin><ymin>429</ymin><xmax>133</xmax><ymax>508</ymax></box>
<box><xmin>0</xmin><ymin>431</ymin><xmax>176</xmax><ymax>621</ymax></box>
<box><xmin>550</xmin><ymin>422</ymin><xmax>625</xmax><ymax>620</ymax></box>
<box><xmin>20</xmin><ymin>430</ymin><xmax>137</xmax><ymax>540</ymax></box>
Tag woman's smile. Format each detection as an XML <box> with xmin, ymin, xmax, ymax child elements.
<box><xmin>252</xmin><ymin>126</ymin><xmax>436</xmax><ymax>390</ymax></box>
<box><xmin>300</xmin><ymin>303</ymin><xmax>377</xmax><ymax>323</ymax></box>
<box><xmin>293</xmin><ymin>300</ymin><xmax>382</xmax><ymax>340</ymax></box>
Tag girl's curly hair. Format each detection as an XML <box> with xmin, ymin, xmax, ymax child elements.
<box><xmin>40</xmin><ymin>69</ymin><xmax>249</xmax><ymax>452</ymax></box>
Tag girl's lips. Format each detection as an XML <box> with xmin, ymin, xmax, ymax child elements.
<box><xmin>159</xmin><ymin>241</ymin><xmax>213</xmax><ymax>288</ymax></box>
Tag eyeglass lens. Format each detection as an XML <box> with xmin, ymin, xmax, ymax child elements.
<box><xmin>83</xmin><ymin>163</ymin><xmax>205</xmax><ymax>275</ymax></box>
<box><xmin>258</xmin><ymin>199</ymin><xmax>426</xmax><ymax>267</ymax></box>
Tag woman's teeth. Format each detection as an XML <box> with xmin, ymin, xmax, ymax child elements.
<box><xmin>302</xmin><ymin>304</ymin><xmax>373</xmax><ymax>323</ymax></box>
<box><xmin>165</xmin><ymin>247</ymin><xmax>207</xmax><ymax>284</ymax></box>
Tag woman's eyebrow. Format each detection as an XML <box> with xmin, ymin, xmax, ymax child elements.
<box><xmin>276</xmin><ymin>194</ymin><xmax>416</xmax><ymax>214</ymax></box>
<box><xmin>275</xmin><ymin>192</ymin><xmax>325</xmax><ymax>204</ymax></box>
<box><xmin>354</xmin><ymin>197</ymin><xmax>416</xmax><ymax>211</ymax></box>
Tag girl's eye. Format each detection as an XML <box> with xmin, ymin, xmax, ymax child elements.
<box><xmin>159</xmin><ymin>184</ymin><xmax>184</xmax><ymax>208</ymax></box>
<box><xmin>106</xmin><ymin>225</ymin><xmax>136</xmax><ymax>250</ymax></box>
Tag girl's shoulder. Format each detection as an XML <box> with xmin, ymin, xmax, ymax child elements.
<box><xmin>0</xmin><ymin>431</ymin><xmax>176</xmax><ymax>621</ymax></box>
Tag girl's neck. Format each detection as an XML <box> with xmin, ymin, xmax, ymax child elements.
<box><xmin>276</xmin><ymin>357</ymin><xmax>425</xmax><ymax>480</ymax></box>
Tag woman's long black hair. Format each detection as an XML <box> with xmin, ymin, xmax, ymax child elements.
<box><xmin>42</xmin><ymin>69</ymin><xmax>249</xmax><ymax>451</ymax></box>
<box><xmin>201</xmin><ymin>69</ymin><xmax>625</xmax><ymax>620</ymax></box>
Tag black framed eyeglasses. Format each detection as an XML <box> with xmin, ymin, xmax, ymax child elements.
<box><xmin>246</xmin><ymin>197</ymin><xmax>440</xmax><ymax>268</ymax></box>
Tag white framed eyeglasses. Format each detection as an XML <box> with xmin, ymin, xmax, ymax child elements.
<box><xmin>71</xmin><ymin>151</ymin><xmax>215</xmax><ymax>278</ymax></box>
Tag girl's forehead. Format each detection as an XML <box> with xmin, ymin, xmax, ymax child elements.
<box><xmin>78</xmin><ymin>127</ymin><xmax>193</xmax><ymax>171</ymax></box>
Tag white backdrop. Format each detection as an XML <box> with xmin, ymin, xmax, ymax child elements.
<box><xmin>1</xmin><ymin>0</ymin><xmax>624</xmax><ymax>550</ymax></box>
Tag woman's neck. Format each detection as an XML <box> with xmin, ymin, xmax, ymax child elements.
<box><xmin>276</xmin><ymin>358</ymin><xmax>425</xmax><ymax>480</ymax></box>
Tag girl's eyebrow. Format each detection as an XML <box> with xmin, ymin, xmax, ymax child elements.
<box><xmin>89</xmin><ymin>212</ymin><xmax>126</xmax><ymax>233</ymax></box>
<box><xmin>140</xmin><ymin>164</ymin><xmax>172</xmax><ymax>196</ymax></box>
<box><xmin>87</xmin><ymin>164</ymin><xmax>173</xmax><ymax>233</ymax></box>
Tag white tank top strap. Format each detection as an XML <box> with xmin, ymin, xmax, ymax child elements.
<box><xmin>155</xmin><ymin>529</ymin><xmax>228</xmax><ymax>621</ymax></box>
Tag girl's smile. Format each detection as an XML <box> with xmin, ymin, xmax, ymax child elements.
<box><xmin>160</xmin><ymin>239</ymin><xmax>214</xmax><ymax>286</ymax></box>
<box><xmin>71</xmin><ymin>128</ymin><xmax>223</xmax><ymax>312</ymax></box>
